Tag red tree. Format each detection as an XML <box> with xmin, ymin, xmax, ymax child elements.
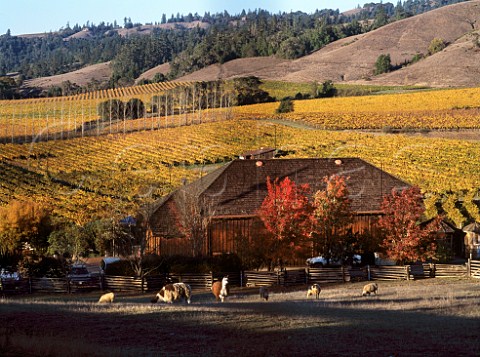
<box><xmin>378</xmin><ymin>186</ymin><xmax>440</xmax><ymax>264</ymax></box>
<box><xmin>258</xmin><ymin>176</ymin><xmax>315</xmax><ymax>270</ymax></box>
<box><xmin>312</xmin><ymin>175</ymin><xmax>353</xmax><ymax>263</ymax></box>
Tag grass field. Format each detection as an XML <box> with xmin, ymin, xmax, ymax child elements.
<box><xmin>1</xmin><ymin>279</ymin><xmax>479</xmax><ymax>356</ymax></box>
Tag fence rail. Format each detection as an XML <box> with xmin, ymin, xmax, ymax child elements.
<box><xmin>369</xmin><ymin>265</ymin><xmax>409</xmax><ymax>281</ymax></box>
<box><xmin>2</xmin><ymin>261</ymin><xmax>480</xmax><ymax>296</ymax></box>
<box><xmin>169</xmin><ymin>273</ymin><xmax>213</xmax><ymax>290</ymax></box>
<box><xmin>308</xmin><ymin>267</ymin><xmax>346</xmax><ymax>284</ymax></box>
<box><xmin>469</xmin><ymin>259</ymin><xmax>480</xmax><ymax>278</ymax></box>
<box><xmin>434</xmin><ymin>264</ymin><xmax>468</xmax><ymax>278</ymax></box>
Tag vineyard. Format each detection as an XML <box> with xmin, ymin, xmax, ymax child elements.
<box><xmin>1</xmin><ymin>118</ymin><xmax>480</xmax><ymax>224</ymax></box>
<box><xmin>0</xmin><ymin>81</ymin><xmax>237</xmax><ymax>143</ymax></box>
<box><xmin>0</xmin><ymin>81</ymin><xmax>480</xmax><ymax>225</ymax></box>
<box><xmin>235</xmin><ymin>87</ymin><xmax>480</xmax><ymax>130</ymax></box>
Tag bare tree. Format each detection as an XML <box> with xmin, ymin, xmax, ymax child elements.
<box><xmin>177</xmin><ymin>189</ymin><xmax>215</xmax><ymax>257</ymax></box>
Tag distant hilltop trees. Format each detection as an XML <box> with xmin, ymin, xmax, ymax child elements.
<box><xmin>0</xmin><ymin>0</ymin><xmax>469</xmax><ymax>98</ymax></box>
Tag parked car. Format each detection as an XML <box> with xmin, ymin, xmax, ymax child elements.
<box><xmin>67</xmin><ymin>265</ymin><xmax>94</xmax><ymax>286</ymax></box>
<box><xmin>0</xmin><ymin>267</ymin><xmax>20</xmax><ymax>281</ymax></box>
<box><xmin>306</xmin><ymin>255</ymin><xmax>361</xmax><ymax>267</ymax></box>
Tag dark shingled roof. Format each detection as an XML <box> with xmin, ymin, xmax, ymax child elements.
<box><xmin>150</xmin><ymin>158</ymin><xmax>409</xmax><ymax>235</ymax></box>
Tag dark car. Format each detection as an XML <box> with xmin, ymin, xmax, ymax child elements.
<box><xmin>0</xmin><ymin>268</ymin><xmax>21</xmax><ymax>281</ymax></box>
<box><xmin>67</xmin><ymin>265</ymin><xmax>95</xmax><ymax>287</ymax></box>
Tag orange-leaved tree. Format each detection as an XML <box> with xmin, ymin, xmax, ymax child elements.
<box><xmin>258</xmin><ymin>176</ymin><xmax>315</xmax><ymax>270</ymax></box>
<box><xmin>312</xmin><ymin>175</ymin><xmax>353</xmax><ymax>264</ymax></box>
<box><xmin>378</xmin><ymin>186</ymin><xmax>440</xmax><ymax>264</ymax></box>
<box><xmin>0</xmin><ymin>200</ymin><xmax>52</xmax><ymax>257</ymax></box>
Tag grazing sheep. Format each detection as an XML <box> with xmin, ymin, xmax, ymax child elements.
<box><xmin>151</xmin><ymin>282</ymin><xmax>192</xmax><ymax>304</ymax></box>
<box><xmin>306</xmin><ymin>283</ymin><xmax>321</xmax><ymax>299</ymax></box>
<box><xmin>259</xmin><ymin>286</ymin><xmax>269</xmax><ymax>301</ymax></box>
<box><xmin>362</xmin><ymin>283</ymin><xmax>378</xmax><ymax>296</ymax></box>
<box><xmin>212</xmin><ymin>276</ymin><xmax>229</xmax><ymax>302</ymax></box>
<box><xmin>98</xmin><ymin>292</ymin><xmax>115</xmax><ymax>303</ymax></box>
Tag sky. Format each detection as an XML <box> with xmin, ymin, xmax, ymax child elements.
<box><xmin>0</xmin><ymin>0</ymin><xmax>362</xmax><ymax>36</ymax></box>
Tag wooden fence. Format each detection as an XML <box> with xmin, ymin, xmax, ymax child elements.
<box><xmin>369</xmin><ymin>265</ymin><xmax>409</xmax><ymax>281</ymax></box>
<box><xmin>2</xmin><ymin>261</ymin><xmax>480</xmax><ymax>296</ymax></box>
<box><xmin>468</xmin><ymin>259</ymin><xmax>480</xmax><ymax>278</ymax></box>
<box><xmin>434</xmin><ymin>263</ymin><xmax>468</xmax><ymax>278</ymax></box>
<box><xmin>308</xmin><ymin>267</ymin><xmax>347</xmax><ymax>284</ymax></box>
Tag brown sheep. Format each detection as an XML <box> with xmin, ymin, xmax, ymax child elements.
<box><xmin>362</xmin><ymin>283</ymin><xmax>378</xmax><ymax>296</ymax></box>
<box><xmin>151</xmin><ymin>283</ymin><xmax>192</xmax><ymax>304</ymax></box>
<box><xmin>259</xmin><ymin>286</ymin><xmax>269</xmax><ymax>301</ymax></box>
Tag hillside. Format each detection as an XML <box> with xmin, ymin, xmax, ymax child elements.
<box><xmin>19</xmin><ymin>1</ymin><xmax>480</xmax><ymax>90</ymax></box>
<box><xmin>23</xmin><ymin>62</ymin><xmax>112</xmax><ymax>88</ymax></box>
<box><xmin>176</xmin><ymin>1</ymin><xmax>480</xmax><ymax>87</ymax></box>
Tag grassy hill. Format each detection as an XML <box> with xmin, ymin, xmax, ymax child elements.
<box><xmin>176</xmin><ymin>1</ymin><xmax>480</xmax><ymax>87</ymax></box>
<box><xmin>21</xmin><ymin>1</ymin><xmax>480</xmax><ymax>90</ymax></box>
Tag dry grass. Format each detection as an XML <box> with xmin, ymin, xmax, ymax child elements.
<box><xmin>1</xmin><ymin>279</ymin><xmax>479</xmax><ymax>356</ymax></box>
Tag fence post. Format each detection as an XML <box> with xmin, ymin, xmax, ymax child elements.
<box><xmin>406</xmin><ymin>266</ymin><xmax>410</xmax><ymax>281</ymax></box>
<box><xmin>342</xmin><ymin>266</ymin><xmax>346</xmax><ymax>282</ymax></box>
<box><xmin>305</xmin><ymin>268</ymin><xmax>309</xmax><ymax>284</ymax></box>
<box><xmin>467</xmin><ymin>258</ymin><xmax>471</xmax><ymax>277</ymax></box>
<box><xmin>367</xmin><ymin>265</ymin><xmax>371</xmax><ymax>281</ymax></box>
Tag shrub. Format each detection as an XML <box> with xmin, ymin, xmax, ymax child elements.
<box><xmin>411</xmin><ymin>53</ymin><xmax>424</xmax><ymax>64</ymax></box>
<box><xmin>104</xmin><ymin>259</ymin><xmax>135</xmax><ymax>276</ymax></box>
<box><xmin>18</xmin><ymin>256</ymin><xmax>67</xmax><ymax>278</ymax></box>
<box><xmin>316</xmin><ymin>80</ymin><xmax>337</xmax><ymax>98</ymax></box>
<box><xmin>428</xmin><ymin>38</ymin><xmax>447</xmax><ymax>55</ymax></box>
<box><xmin>276</xmin><ymin>97</ymin><xmax>294</xmax><ymax>113</ymax></box>
<box><xmin>374</xmin><ymin>54</ymin><xmax>391</xmax><ymax>75</ymax></box>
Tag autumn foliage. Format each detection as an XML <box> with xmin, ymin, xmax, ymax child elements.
<box><xmin>313</xmin><ymin>175</ymin><xmax>353</xmax><ymax>262</ymax></box>
<box><xmin>378</xmin><ymin>186</ymin><xmax>440</xmax><ymax>264</ymax></box>
<box><xmin>0</xmin><ymin>200</ymin><xmax>52</xmax><ymax>256</ymax></box>
<box><xmin>258</xmin><ymin>176</ymin><xmax>315</xmax><ymax>269</ymax></box>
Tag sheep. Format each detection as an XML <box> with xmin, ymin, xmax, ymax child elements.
<box><xmin>151</xmin><ymin>283</ymin><xmax>192</xmax><ymax>304</ymax></box>
<box><xmin>306</xmin><ymin>283</ymin><xmax>321</xmax><ymax>299</ymax></box>
<box><xmin>98</xmin><ymin>292</ymin><xmax>115</xmax><ymax>303</ymax></box>
<box><xmin>362</xmin><ymin>283</ymin><xmax>378</xmax><ymax>296</ymax></box>
<box><xmin>212</xmin><ymin>276</ymin><xmax>229</xmax><ymax>302</ymax></box>
<box><xmin>259</xmin><ymin>286</ymin><xmax>269</xmax><ymax>301</ymax></box>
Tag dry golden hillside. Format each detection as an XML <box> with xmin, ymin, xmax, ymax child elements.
<box><xmin>23</xmin><ymin>62</ymin><xmax>112</xmax><ymax>88</ymax></box>
<box><xmin>177</xmin><ymin>1</ymin><xmax>480</xmax><ymax>87</ymax></box>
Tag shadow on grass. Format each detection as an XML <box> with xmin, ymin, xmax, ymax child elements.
<box><xmin>1</xmin><ymin>287</ymin><xmax>479</xmax><ymax>357</ymax></box>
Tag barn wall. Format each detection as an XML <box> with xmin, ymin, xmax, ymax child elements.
<box><xmin>351</xmin><ymin>213</ymin><xmax>382</xmax><ymax>236</ymax></box>
<box><xmin>209</xmin><ymin>217</ymin><xmax>258</xmax><ymax>255</ymax></box>
<box><xmin>148</xmin><ymin>213</ymin><xmax>383</xmax><ymax>257</ymax></box>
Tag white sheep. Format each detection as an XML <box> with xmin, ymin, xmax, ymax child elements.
<box><xmin>259</xmin><ymin>286</ymin><xmax>269</xmax><ymax>301</ymax></box>
<box><xmin>362</xmin><ymin>283</ymin><xmax>378</xmax><ymax>296</ymax></box>
<box><xmin>306</xmin><ymin>283</ymin><xmax>321</xmax><ymax>299</ymax></box>
<box><xmin>98</xmin><ymin>292</ymin><xmax>115</xmax><ymax>303</ymax></box>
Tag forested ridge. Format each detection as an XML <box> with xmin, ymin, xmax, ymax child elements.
<box><xmin>0</xmin><ymin>0</ymin><xmax>469</xmax><ymax>98</ymax></box>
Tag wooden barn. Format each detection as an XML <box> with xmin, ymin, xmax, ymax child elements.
<box><xmin>147</xmin><ymin>158</ymin><xmax>410</xmax><ymax>257</ymax></box>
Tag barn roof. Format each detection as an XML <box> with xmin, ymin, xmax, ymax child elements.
<box><xmin>150</xmin><ymin>158</ymin><xmax>409</xmax><ymax>235</ymax></box>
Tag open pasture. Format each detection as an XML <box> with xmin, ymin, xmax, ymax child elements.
<box><xmin>1</xmin><ymin>279</ymin><xmax>479</xmax><ymax>356</ymax></box>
